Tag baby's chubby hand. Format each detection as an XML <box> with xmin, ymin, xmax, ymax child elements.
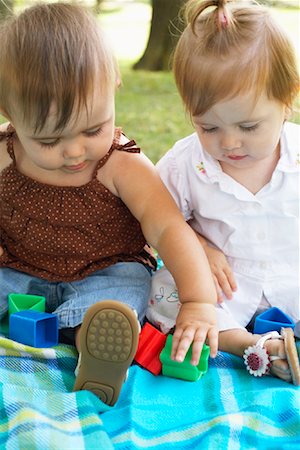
<box><xmin>171</xmin><ymin>302</ymin><xmax>218</xmax><ymax>365</ymax></box>
<box><xmin>0</xmin><ymin>246</ymin><xmax>3</xmax><ymax>257</ymax></box>
<box><xmin>205</xmin><ymin>246</ymin><xmax>237</xmax><ymax>302</ymax></box>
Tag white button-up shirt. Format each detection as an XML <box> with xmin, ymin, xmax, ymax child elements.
<box><xmin>157</xmin><ymin>122</ymin><xmax>299</xmax><ymax>330</ymax></box>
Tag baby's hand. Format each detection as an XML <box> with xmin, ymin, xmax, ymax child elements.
<box><xmin>171</xmin><ymin>302</ymin><xmax>218</xmax><ymax>365</ymax></box>
<box><xmin>0</xmin><ymin>246</ymin><xmax>3</xmax><ymax>257</ymax></box>
<box><xmin>205</xmin><ymin>246</ymin><xmax>237</xmax><ymax>302</ymax></box>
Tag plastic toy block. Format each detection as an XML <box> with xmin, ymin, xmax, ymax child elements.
<box><xmin>8</xmin><ymin>293</ymin><xmax>46</xmax><ymax>316</ymax></box>
<box><xmin>134</xmin><ymin>322</ymin><xmax>167</xmax><ymax>375</ymax></box>
<box><xmin>9</xmin><ymin>310</ymin><xmax>58</xmax><ymax>348</ymax></box>
<box><xmin>160</xmin><ymin>334</ymin><xmax>210</xmax><ymax>381</ymax></box>
<box><xmin>254</xmin><ymin>307</ymin><xmax>295</xmax><ymax>334</ymax></box>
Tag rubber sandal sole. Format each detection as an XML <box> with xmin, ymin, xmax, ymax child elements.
<box><xmin>73</xmin><ymin>300</ymin><xmax>140</xmax><ymax>405</ymax></box>
<box><xmin>281</xmin><ymin>327</ymin><xmax>300</xmax><ymax>386</ymax></box>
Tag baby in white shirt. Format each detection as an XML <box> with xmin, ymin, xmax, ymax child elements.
<box><xmin>148</xmin><ymin>122</ymin><xmax>299</xmax><ymax>333</ymax></box>
<box><xmin>147</xmin><ymin>0</ymin><xmax>299</xmax><ymax>384</ymax></box>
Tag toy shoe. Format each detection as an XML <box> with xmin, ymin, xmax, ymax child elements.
<box><xmin>243</xmin><ymin>328</ymin><xmax>300</xmax><ymax>385</ymax></box>
<box><xmin>73</xmin><ymin>300</ymin><xmax>140</xmax><ymax>405</ymax></box>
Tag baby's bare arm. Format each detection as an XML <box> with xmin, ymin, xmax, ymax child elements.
<box><xmin>109</xmin><ymin>150</ymin><xmax>218</xmax><ymax>362</ymax></box>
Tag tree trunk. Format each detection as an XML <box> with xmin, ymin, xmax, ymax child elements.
<box><xmin>133</xmin><ymin>0</ymin><xmax>186</xmax><ymax>71</ymax></box>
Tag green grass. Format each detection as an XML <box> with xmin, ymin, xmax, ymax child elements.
<box><xmin>116</xmin><ymin>68</ymin><xmax>193</xmax><ymax>163</ymax></box>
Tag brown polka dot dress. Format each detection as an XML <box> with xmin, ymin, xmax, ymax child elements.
<box><xmin>0</xmin><ymin>125</ymin><xmax>156</xmax><ymax>282</ymax></box>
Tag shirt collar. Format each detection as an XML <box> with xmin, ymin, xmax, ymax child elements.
<box><xmin>192</xmin><ymin>122</ymin><xmax>299</xmax><ymax>202</ymax></box>
<box><xmin>193</xmin><ymin>121</ymin><xmax>299</xmax><ymax>179</ymax></box>
<box><xmin>192</xmin><ymin>139</ymin><xmax>255</xmax><ymax>201</ymax></box>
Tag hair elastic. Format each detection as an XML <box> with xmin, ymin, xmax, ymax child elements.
<box><xmin>220</xmin><ymin>11</ymin><xmax>228</xmax><ymax>27</ymax></box>
<box><xmin>216</xmin><ymin>8</ymin><xmax>229</xmax><ymax>30</ymax></box>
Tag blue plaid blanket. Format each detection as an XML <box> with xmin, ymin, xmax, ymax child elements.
<box><xmin>0</xmin><ymin>319</ymin><xmax>299</xmax><ymax>449</ymax></box>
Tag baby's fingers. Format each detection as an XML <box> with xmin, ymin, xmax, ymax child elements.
<box><xmin>216</xmin><ymin>270</ymin><xmax>234</xmax><ymax>299</ymax></box>
<box><xmin>191</xmin><ymin>326</ymin><xmax>218</xmax><ymax>364</ymax></box>
<box><xmin>190</xmin><ymin>329</ymin><xmax>206</xmax><ymax>365</ymax></box>
<box><xmin>206</xmin><ymin>326</ymin><xmax>218</xmax><ymax>358</ymax></box>
<box><xmin>224</xmin><ymin>266</ymin><xmax>237</xmax><ymax>292</ymax></box>
<box><xmin>171</xmin><ymin>327</ymin><xmax>194</xmax><ymax>363</ymax></box>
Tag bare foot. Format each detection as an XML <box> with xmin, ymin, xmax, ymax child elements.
<box><xmin>219</xmin><ymin>329</ymin><xmax>293</xmax><ymax>383</ymax></box>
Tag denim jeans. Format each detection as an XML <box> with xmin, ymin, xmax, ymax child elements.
<box><xmin>0</xmin><ymin>262</ymin><xmax>151</xmax><ymax>329</ymax></box>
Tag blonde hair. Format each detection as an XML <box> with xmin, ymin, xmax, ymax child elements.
<box><xmin>0</xmin><ymin>2</ymin><xmax>119</xmax><ymax>132</ymax></box>
<box><xmin>173</xmin><ymin>0</ymin><xmax>299</xmax><ymax>116</ymax></box>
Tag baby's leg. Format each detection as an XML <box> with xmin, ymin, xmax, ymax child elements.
<box><xmin>219</xmin><ymin>329</ymin><xmax>292</xmax><ymax>382</ymax></box>
<box><xmin>56</xmin><ymin>262</ymin><xmax>151</xmax><ymax>330</ymax></box>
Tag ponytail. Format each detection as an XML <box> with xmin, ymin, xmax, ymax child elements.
<box><xmin>185</xmin><ymin>0</ymin><xmax>235</xmax><ymax>33</ymax></box>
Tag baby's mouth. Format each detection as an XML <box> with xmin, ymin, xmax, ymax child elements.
<box><xmin>227</xmin><ymin>155</ymin><xmax>247</xmax><ymax>160</ymax></box>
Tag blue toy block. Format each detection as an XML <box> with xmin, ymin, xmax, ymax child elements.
<box><xmin>9</xmin><ymin>310</ymin><xmax>58</xmax><ymax>348</ymax></box>
<box><xmin>254</xmin><ymin>307</ymin><xmax>295</xmax><ymax>334</ymax></box>
<box><xmin>160</xmin><ymin>334</ymin><xmax>210</xmax><ymax>381</ymax></box>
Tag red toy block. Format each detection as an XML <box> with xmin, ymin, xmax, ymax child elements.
<box><xmin>134</xmin><ymin>322</ymin><xmax>167</xmax><ymax>375</ymax></box>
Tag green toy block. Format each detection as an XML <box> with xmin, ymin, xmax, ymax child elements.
<box><xmin>160</xmin><ymin>334</ymin><xmax>210</xmax><ymax>381</ymax></box>
<box><xmin>8</xmin><ymin>293</ymin><xmax>46</xmax><ymax>316</ymax></box>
